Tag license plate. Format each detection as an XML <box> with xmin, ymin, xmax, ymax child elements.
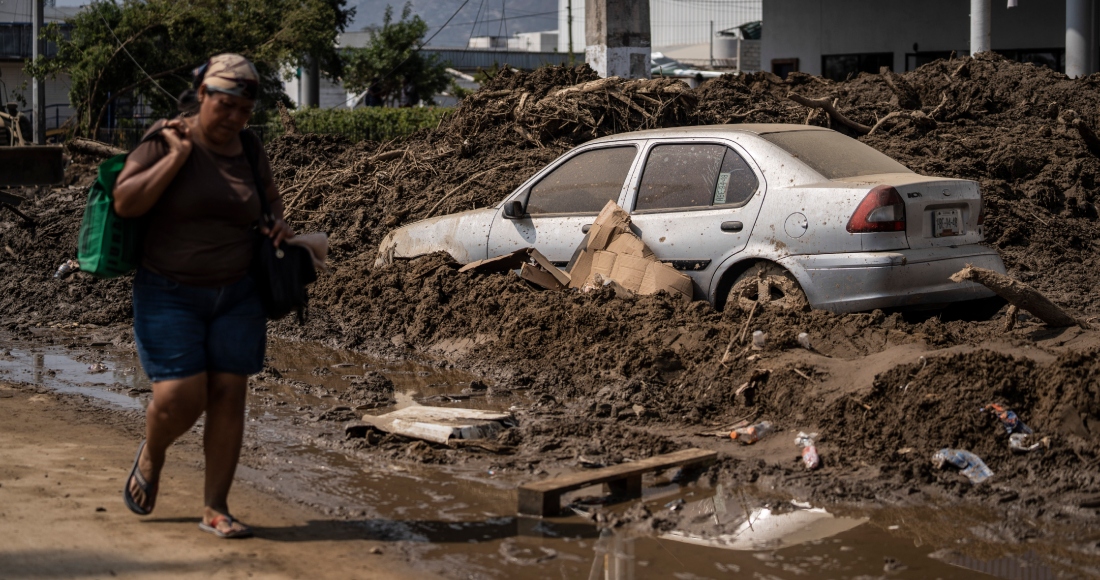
<box><xmin>934</xmin><ymin>209</ymin><xmax>962</xmax><ymax>237</ymax></box>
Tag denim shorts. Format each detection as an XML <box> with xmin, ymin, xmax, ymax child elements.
<box><xmin>132</xmin><ymin>267</ymin><xmax>267</xmax><ymax>382</ymax></box>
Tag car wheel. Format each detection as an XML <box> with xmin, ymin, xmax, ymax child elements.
<box><xmin>727</xmin><ymin>263</ymin><xmax>808</xmax><ymax>312</ymax></box>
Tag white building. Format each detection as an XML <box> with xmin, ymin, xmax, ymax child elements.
<box><xmin>0</xmin><ymin>0</ymin><xmax>78</xmax><ymax>131</ymax></box>
<box><xmin>557</xmin><ymin>0</ymin><xmax>762</xmax><ymax>68</ymax></box>
<box><xmin>763</xmin><ymin>0</ymin><xmax>1095</xmax><ymax>80</ymax></box>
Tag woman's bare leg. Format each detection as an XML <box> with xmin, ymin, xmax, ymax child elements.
<box><xmin>129</xmin><ymin>372</ymin><xmax>209</xmax><ymax>511</ymax></box>
<box><xmin>202</xmin><ymin>372</ymin><xmax>248</xmax><ymax>531</ymax></box>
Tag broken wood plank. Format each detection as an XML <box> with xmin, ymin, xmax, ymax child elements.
<box><xmin>68</xmin><ymin>138</ymin><xmax>125</xmax><ymax>158</ymax></box>
<box><xmin>950</xmin><ymin>265</ymin><xmax>1085</xmax><ymax>329</ymax></box>
<box><xmin>362</xmin><ymin>406</ymin><xmax>515</xmax><ymax>444</ymax></box>
<box><xmin>517</xmin><ymin>448</ymin><xmax>717</xmax><ymax>517</ymax></box>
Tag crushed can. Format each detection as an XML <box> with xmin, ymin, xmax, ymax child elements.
<box><xmin>981</xmin><ymin>403</ymin><xmax>1033</xmax><ymax>435</ymax></box>
<box><xmin>730</xmin><ymin>420</ymin><xmax>773</xmax><ymax>445</ymax></box>
<box><xmin>932</xmin><ymin>448</ymin><xmax>993</xmax><ymax>484</ymax></box>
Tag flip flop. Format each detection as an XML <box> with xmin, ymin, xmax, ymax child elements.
<box><xmin>123</xmin><ymin>439</ymin><xmax>158</xmax><ymax>516</ymax></box>
<box><xmin>199</xmin><ymin>513</ymin><xmax>254</xmax><ymax>539</ymax></box>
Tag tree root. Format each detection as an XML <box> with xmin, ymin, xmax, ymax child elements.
<box><xmin>787</xmin><ymin>92</ymin><xmax>871</xmax><ymax>134</ymax></box>
<box><xmin>950</xmin><ymin>265</ymin><xmax>1086</xmax><ymax>329</ymax></box>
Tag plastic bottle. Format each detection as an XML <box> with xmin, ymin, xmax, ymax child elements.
<box><xmin>931</xmin><ymin>449</ymin><xmax>993</xmax><ymax>484</ymax></box>
<box><xmin>730</xmin><ymin>420</ymin><xmax>773</xmax><ymax>444</ymax></box>
<box><xmin>795</xmin><ymin>431</ymin><xmax>820</xmax><ymax>470</ymax></box>
<box><xmin>53</xmin><ymin>259</ymin><xmax>80</xmax><ymax>279</ymax></box>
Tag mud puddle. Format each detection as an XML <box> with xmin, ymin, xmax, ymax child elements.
<box><xmin>0</xmin><ymin>332</ymin><xmax>1081</xmax><ymax>579</ymax></box>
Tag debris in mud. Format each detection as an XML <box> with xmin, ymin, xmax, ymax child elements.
<box><xmin>932</xmin><ymin>448</ymin><xmax>994</xmax><ymax>485</ymax></box>
<box><xmin>361</xmin><ymin>406</ymin><xmax>515</xmax><ymax>444</ymax></box>
<box><xmin>795</xmin><ymin>432</ymin><xmax>820</xmax><ymax>470</ymax></box>
<box><xmin>980</xmin><ymin>403</ymin><xmax>1033</xmax><ymax>436</ymax></box>
<box><xmin>730</xmin><ymin>420</ymin><xmax>773</xmax><ymax>445</ymax></box>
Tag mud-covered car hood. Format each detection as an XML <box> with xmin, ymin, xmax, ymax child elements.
<box><xmin>374</xmin><ymin>208</ymin><xmax>497</xmax><ymax>268</ymax></box>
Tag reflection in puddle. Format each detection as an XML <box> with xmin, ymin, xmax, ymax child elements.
<box><xmin>662</xmin><ymin>499</ymin><xmax>868</xmax><ymax>552</ymax></box>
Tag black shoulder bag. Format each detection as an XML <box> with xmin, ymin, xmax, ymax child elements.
<box><xmin>240</xmin><ymin>130</ymin><xmax>317</xmax><ymax>323</ymax></box>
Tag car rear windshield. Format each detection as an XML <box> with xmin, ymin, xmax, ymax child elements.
<box><xmin>760</xmin><ymin>130</ymin><xmax>912</xmax><ymax>179</ymax></box>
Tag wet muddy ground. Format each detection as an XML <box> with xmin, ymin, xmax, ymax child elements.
<box><xmin>1</xmin><ymin>329</ymin><xmax>1093</xmax><ymax>579</ymax></box>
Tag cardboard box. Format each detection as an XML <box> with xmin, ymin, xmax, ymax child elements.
<box><xmin>590</xmin><ymin>250</ymin><xmax>617</xmax><ymax>278</ymax></box>
<box><xmin>458</xmin><ymin>248</ymin><xmax>531</xmax><ymax>273</ymax></box>
<box><xmin>639</xmin><ymin>260</ymin><xmax>694</xmax><ymax>302</ymax></box>
<box><xmin>568</xmin><ymin>249</ymin><xmax>594</xmax><ymax>289</ymax></box>
<box><xmin>520</xmin><ymin>262</ymin><xmax>565</xmax><ymax>290</ymax></box>
<box><xmin>609</xmin><ymin>253</ymin><xmax>651</xmax><ymax>292</ymax></box>
<box><xmin>606</xmin><ymin>232</ymin><xmax>654</xmax><ymax>258</ymax></box>
<box><xmin>528</xmin><ymin>248</ymin><xmax>570</xmax><ymax>287</ymax></box>
<box><xmin>586</xmin><ymin>200</ymin><xmax>631</xmax><ymax>251</ymax></box>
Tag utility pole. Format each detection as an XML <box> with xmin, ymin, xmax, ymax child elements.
<box><xmin>585</xmin><ymin>0</ymin><xmax>650</xmax><ymax>79</ymax></box>
<box><xmin>567</xmin><ymin>0</ymin><xmax>574</xmax><ymax>65</ymax></box>
<box><xmin>969</xmin><ymin>0</ymin><xmax>991</xmax><ymax>55</ymax></box>
<box><xmin>709</xmin><ymin>20</ymin><xmax>714</xmax><ymax>68</ymax></box>
<box><xmin>32</xmin><ymin>0</ymin><xmax>46</xmax><ymax>144</ymax></box>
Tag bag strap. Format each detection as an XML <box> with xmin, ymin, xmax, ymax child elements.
<box><xmin>238</xmin><ymin>129</ymin><xmax>272</xmax><ymax>225</ymax></box>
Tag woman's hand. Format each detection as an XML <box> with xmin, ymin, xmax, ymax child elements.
<box><xmin>161</xmin><ymin>119</ymin><xmax>193</xmax><ymax>160</ymax></box>
<box><xmin>262</xmin><ymin>218</ymin><xmax>295</xmax><ymax>247</ymax></box>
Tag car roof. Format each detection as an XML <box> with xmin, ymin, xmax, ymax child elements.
<box><xmin>586</xmin><ymin>124</ymin><xmax>831</xmax><ymax>144</ymax></box>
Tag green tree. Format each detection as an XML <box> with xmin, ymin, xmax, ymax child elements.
<box><xmin>26</xmin><ymin>0</ymin><xmax>354</xmax><ymax>137</ymax></box>
<box><xmin>341</xmin><ymin>3</ymin><xmax>449</xmax><ymax>107</ymax></box>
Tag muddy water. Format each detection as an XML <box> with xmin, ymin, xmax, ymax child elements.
<box><xmin>0</xmin><ymin>333</ymin><xmax>1073</xmax><ymax>579</ymax></box>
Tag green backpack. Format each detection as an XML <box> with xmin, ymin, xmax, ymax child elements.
<box><xmin>76</xmin><ymin>152</ymin><xmax>148</xmax><ymax>278</ymax></box>
<box><xmin>76</xmin><ymin>126</ymin><xmax>175</xmax><ymax>278</ymax></box>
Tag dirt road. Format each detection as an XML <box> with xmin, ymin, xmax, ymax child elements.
<box><xmin>0</xmin><ymin>381</ymin><xmax>434</xmax><ymax>580</ymax></box>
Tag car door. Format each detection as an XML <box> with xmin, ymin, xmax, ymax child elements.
<box><xmin>487</xmin><ymin>143</ymin><xmax>643</xmax><ymax>265</ymax></box>
<box><xmin>625</xmin><ymin>139</ymin><xmax>768</xmax><ymax>296</ymax></box>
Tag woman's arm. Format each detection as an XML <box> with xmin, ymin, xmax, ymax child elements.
<box><xmin>113</xmin><ymin>120</ymin><xmax>192</xmax><ymax>218</ymax></box>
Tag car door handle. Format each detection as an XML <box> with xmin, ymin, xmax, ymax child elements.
<box><xmin>582</xmin><ymin>224</ymin><xmax>592</xmax><ymax>233</ymax></box>
<box><xmin>721</xmin><ymin>221</ymin><xmax>743</xmax><ymax>232</ymax></box>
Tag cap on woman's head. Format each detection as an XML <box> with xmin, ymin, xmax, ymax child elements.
<box><xmin>197</xmin><ymin>54</ymin><xmax>259</xmax><ymax>100</ymax></box>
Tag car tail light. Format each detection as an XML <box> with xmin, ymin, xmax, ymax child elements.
<box><xmin>846</xmin><ymin>185</ymin><xmax>906</xmax><ymax>233</ymax></box>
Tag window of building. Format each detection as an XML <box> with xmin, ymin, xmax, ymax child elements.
<box><xmin>821</xmin><ymin>52</ymin><xmax>893</xmax><ymax>81</ymax></box>
<box><xmin>771</xmin><ymin>58</ymin><xmax>798</xmax><ymax>80</ymax></box>
<box><xmin>635</xmin><ymin>144</ymin><xmax>759</xmax><ymax>211</ymax></box>
<box><xmin>526</xmin><ymin>146</ymin><xmax>637</xmax><ymax>215</ymax></box>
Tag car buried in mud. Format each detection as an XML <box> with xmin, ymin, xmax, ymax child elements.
<box><xmin>375</xmin><ymin>124</ymin><xmax>1007</xmax><ymax>313</ymax></box>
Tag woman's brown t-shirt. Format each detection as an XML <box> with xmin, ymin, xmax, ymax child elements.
<box><xmin>128</xmin><ymin>121</ymin><xmax>278</xmax><ymax>287</ymax></box>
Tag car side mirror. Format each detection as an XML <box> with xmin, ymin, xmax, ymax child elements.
<box><xmin>502</xmin><ymin>200</ymin><xmax>524</xmax><ymax>220</ymax></box>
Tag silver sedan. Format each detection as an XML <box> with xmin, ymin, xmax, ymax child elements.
<box><xmin>375</xmin><ymin>124</ymin><xmax>1005</xmax><ymax>313</ymax></box>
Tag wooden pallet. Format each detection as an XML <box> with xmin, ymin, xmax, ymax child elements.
<box><xmin>517</xmin><ymin>448</ymin><xmax>717</xmax><ymax>517</ymax></box>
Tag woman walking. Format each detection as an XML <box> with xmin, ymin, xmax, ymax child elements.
<box><xmin>113</xmin><ymin>54</ymin><xmax>292</xmax><ymax>538</ymax></box>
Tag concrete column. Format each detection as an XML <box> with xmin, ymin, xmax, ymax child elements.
<box><xmin>970</xmin><ymin>0</ymin><xmax>991</xmax><ymax>55</ymax></box>
<box><xmin>1067</xmin><ymin>0</ymin><xmax>1094</xmax><ymax>78</ymax></box>
<box><xmin>31</xmin><ymin>0</ymin><xmax>45</xmax><ymax>144</ymax></box>
<box><xmin>584</xmin><ymin>0</ymin><xmax>650</xmax><ymax>79</ymax></box>
<box><xmin>300</xmin><ymin>56</ymin><xmax>320</xmax><ymax>107</ymax></box>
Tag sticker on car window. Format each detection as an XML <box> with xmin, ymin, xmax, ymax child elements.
<box><xmin>714</xmin><ymin>173</ymin><xmax>731</xmax><ymax>204</ymax></box>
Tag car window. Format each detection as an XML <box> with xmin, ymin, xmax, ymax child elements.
<box><xmin>760</xmin><ymin>130</ymin><xmax>912</xmax><ymax>179</ymax></box>
<box><xmin>635</xmin><ymin>144</ymin><xmax>759</xmax><ymax>211</ymax></box>
<box><xmin>526</xmin><ymin>146</ymin><xmax>636</xmax><ymax>215</ymax></box>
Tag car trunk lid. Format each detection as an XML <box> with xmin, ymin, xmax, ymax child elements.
<box><xmin>837</xmin><ymin>173</ymin><xmax>983</xmax><ymax>250</ymax></box>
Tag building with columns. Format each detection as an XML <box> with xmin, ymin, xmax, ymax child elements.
<box><xmin>762</xmin><ymin>0</ymin><xmax>1098</xmax><ymax>80</ymax></box>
